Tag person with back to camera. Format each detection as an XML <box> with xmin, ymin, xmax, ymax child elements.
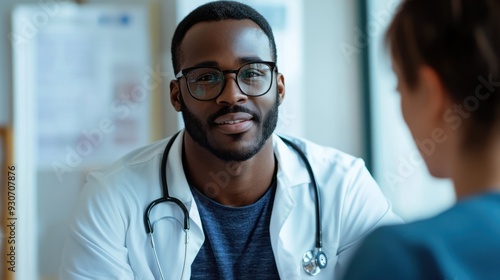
<box><xmin>343</xmin><ymin>0</ymin><xmax>500</xmax><ymax>279</ymax></box>
<box><xmin>59</xmin><ymin>1</ymin><xmax>402</xmax><ymax>279</ymax></box>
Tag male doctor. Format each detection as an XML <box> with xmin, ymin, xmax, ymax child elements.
<box><xmin>60</xmin><ymin>1</ymin><xmax>402</xmax><ymax>279</ymax></box>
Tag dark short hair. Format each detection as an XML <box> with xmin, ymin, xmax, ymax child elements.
<box><xmin>170</xmin><ymin>1</ymin><xmax>277</xmax><ymax>74</ymax></box>
<box><xmin>386</xmin><ymin>0</ymin><xmax>500</xmax><ymax>148</ymax></box>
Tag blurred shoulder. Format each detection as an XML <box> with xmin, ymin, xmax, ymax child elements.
<box><xmin>89</xmin><ymin>137</ymin><xmax>170</xmax><ymax>180</ymax></box>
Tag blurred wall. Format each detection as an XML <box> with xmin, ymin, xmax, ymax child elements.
<box><xmin>303</xmin><ymin>1</ymin><xmax>365</xmax><ymax>159</ymax></box>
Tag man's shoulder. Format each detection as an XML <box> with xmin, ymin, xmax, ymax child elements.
<box><xmin>275</xmin><ymin>134</ymin><xmax>363</xmax><ymax>172</ymax></box>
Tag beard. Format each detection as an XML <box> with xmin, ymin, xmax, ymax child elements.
<box><xmin>179</xmin><ymin>90</ymin><xmax>279</xmax><ymax>162</ymax></box>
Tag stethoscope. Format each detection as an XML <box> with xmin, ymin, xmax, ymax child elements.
<box><xmin>144</xmin><ymin>131</ymin><xmax>328</xmax><ymax>278</ymax></box>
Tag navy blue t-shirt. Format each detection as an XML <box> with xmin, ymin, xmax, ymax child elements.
<box><xmin>190</xmin><ymin>182</ymin><xmax>280</xmax><ymax>279</ymax></box>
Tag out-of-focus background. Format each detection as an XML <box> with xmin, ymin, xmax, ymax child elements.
<box><xmin>0</xmin><ymin>0</ymin><xmax>455</xmax><ymax>279</ymax></box>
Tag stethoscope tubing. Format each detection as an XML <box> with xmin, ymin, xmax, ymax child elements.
<box><xmin>277</xmin><ymin>136</ymin><xmax>323</xmax><ymax>250</ymax></box>
<box><xmin>144</xmin><ymin>131</ymin><xmax>189</xmax><ymax>234</ymax></box>
<box><xmin>143</xmin><ymin>131</ymin><xmax>325</xmax><ymax>276</ymax></box>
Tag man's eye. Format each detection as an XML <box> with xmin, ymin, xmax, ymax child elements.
<box><xmin>240</xmin><ymin>69</ymin><xmax>264</xmax><ymax>78</ymax></box>
<box><xmin>196</xmin><ymin>73</ymin><xmax>220</xmax><ymax>82</ymax></box>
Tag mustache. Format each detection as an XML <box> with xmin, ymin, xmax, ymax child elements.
<box><xmin>208</xmin><ymin>106</ymin><xmax>260</xmax><ymax>124</ymax></box>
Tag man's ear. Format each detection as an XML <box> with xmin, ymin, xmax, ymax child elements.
<box><xmin>277</xmin><ymin>73</ymin><xmax>285</xmax><ymax>105</ymax></box>
<box><xmin>418</xmin><ymin>66</ymin><xmax>450</xmax><ymax>122</ymax></box>
<box><xmin>170</xmin><ymin>80</ymin><xmax>182</xmax><ymax>112</ymax></box>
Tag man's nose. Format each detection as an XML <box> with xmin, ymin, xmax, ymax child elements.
<box><xmin>215</xmin><ymin>73</ymin><xmax>248</xmax><ymax>106</ymax></box>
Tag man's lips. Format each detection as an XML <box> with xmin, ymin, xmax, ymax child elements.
<box><xmin>213</xmin><ymin>112</ymin><xmax>254</xmax><ymax>134</ymax></box>
<box><xmin>214</xmin><ymin>112</ymin><xmax>253</xmax><ymax>124</ymax></box>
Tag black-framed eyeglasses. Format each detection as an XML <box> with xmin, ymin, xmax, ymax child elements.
<box><xmin>175</xmin><ymin>61</ymin><xmax>277</xmax><ymax>101</ymax></box>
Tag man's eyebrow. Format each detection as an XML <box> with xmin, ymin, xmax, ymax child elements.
<box><xmin>239</xmin><ymin>56</ymin><xmax>266</xmax><ymax>64</ymax></box>
<box><xmin>188</xmin><ymin>57</ymin><xmax>268</xmax><ymax>69</ymax></box>
<box><xmin>190</xmin><ymin>61</ymin><xmax>219</xmax><ymax>68</ymax></box>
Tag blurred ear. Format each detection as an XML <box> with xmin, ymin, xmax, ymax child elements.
<box><xmin>276</xmin><ymin>73</ymin><xmax>285</xmax><ymax>105</ymax></box>
<box><xmin>418</xmin><ymin>66</ymin><xmax>450</xmax><ymax>122</ymax></box>
<box><xmin>170</xmin><ymin>80</ymin><xmax>182</xmax><ymax>112</ymax></box>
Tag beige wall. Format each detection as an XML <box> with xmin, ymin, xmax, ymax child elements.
<box><xmin>303</xmin><ymin>0</ymin><xmax>364</xmax><ymax>158</ymax></box>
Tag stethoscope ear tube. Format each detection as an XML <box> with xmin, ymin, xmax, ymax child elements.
<box><xmin>144</xmin><ymin>198</ymin><xmax>161</xmax><ymax>234</ymax></box>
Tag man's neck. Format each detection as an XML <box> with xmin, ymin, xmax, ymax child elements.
<box><xmin>182</xmin><ymin>134</ymin><xmax>277</xmax><ymax>207</ymax></box>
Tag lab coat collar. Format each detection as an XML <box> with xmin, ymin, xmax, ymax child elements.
<box><xmin>165</xmin><ymin>132</ymin><xmax>312</xmax><ymax>201</ymax></box>
<box><xmin>164</xmin><ymin>130</ymin><xmax>191</xmax><ymax>204</ymax></box>
<box><xmin>272</xmin><ymin>134</ymin><xmax>312</xmax><ymax>187</ymax></box>
<box><xmin>163</xmin><ymin>130</ymin><xmax>204</xmax><ymax>228</ymax></box>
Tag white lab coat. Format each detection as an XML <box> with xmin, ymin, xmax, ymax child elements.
<box><xmin>60</xmin><ymin>131</ymin><xmax>402</xmax><ymax>279</ymax></box>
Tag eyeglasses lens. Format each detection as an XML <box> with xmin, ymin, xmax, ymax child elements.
<box><xmin>185</xmin><ymin>63</ymin><xmax>273</xmax><ymax>100</ymax></box>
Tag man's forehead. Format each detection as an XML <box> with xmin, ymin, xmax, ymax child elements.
<box><xmin>178</xmin><ymin>19</ymin><xmax>272</xmax><ymax>68</ymax></box>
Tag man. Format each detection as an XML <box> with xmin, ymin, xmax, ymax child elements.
<box><xmin>60</xmin><ymin>1</ymin><xmax>402</xmax><ymax>279</ymax></box>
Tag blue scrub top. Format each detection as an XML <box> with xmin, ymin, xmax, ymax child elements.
<box><xmin>343</xmin><ymin>192</ymin><xmax>500</xmax><ymax>280</ymax></box>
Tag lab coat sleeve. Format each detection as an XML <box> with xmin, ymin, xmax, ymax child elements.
<box><xmin>334</xmin><ymin>159</ymin><xmax>403</xmax><ymax>278</ymax></box>
<box><xmin>59</xmin><ymin>173</ymin><xmax>135</xmax><ymax>279</ymax></box>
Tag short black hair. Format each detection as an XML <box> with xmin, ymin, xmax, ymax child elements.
<box><xmin>171</xmin><ymin>0</ymin><xmax>277</xmax><ymax>74</ymax></box>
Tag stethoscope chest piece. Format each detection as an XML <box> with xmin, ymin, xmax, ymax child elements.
<box><xmin>302</xmin><ymin>249</ymin><xmax>328</xmax><ymax>276</ymax></box>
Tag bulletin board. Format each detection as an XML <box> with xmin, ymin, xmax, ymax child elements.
<box><xmin>12</xmin><ymin>3</ymin><xmax>157</xmax><ymax>172</ymax></box>
<box><xmin>9</xmin><ymin>3</ymin><xmax>158</xmax><ymax>279</ymax></box>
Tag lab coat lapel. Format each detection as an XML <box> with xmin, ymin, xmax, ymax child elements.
<box><xmin>163</xmin><ymin>131</ymin><xmax>205</xmax><ymax>272</ymax></box>
<box><xmin>270</xmin><ymin>135</ymin><xmax>312</xmax><ymax>278</ymax></box>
